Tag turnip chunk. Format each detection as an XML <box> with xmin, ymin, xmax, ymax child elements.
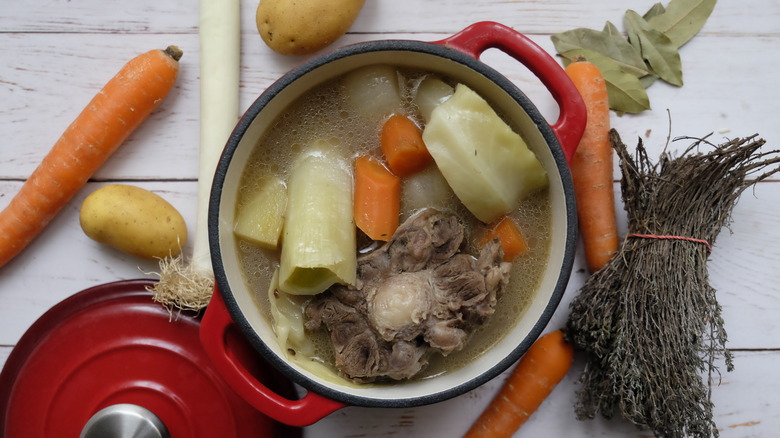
<box><xmin>413</xmin><ymin>75</ymin><xmax>454</xmax><ymax>123</ymax></box>
<box><xmin>233</xmin><ymin>176</ymin><xmax>287</xmax><ymax>249</ymax></box>
<box><xmin>401</xmin><ymin>166</ymin><xmax>458</xmax><ymax>219</ymax></box>
<box><xmin>343</xmin><ymin>65</ymin><xmax>403</xmax><ymax>121</ymax></box>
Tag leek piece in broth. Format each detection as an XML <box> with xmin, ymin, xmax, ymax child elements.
<box><xmin>278</xmin><ymin>141</ymin><xmax>357</xmax><ymax>295</ymax></box>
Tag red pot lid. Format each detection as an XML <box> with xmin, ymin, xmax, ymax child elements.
<box><xmin>0</xmin><ymin>279</ymin><xmax>301</xmax><ymax>438</ymax></box>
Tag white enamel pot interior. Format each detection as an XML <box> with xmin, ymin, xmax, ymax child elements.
<box><xmin>204</xmin><ymin>21</ymin><xmax>585</xmax><ymax>425</ymax></box>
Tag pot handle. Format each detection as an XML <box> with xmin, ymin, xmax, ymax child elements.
<box><xmin>433</xmin><ymin>21</ymin><xmax>586</xmax><ymax>164</ymax></box>
<box><xmin>199</xmin><ymin>287</ymin><xmax>345</xmax><ymax>427</ymax></box>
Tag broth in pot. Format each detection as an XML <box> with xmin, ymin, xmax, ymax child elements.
<box><xmin>232</xmin><ymin>64</ymin><xmax>552</xmax><ymax>386</ymax></box>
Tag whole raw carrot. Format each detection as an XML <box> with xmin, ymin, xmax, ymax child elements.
<box><xmin>0</xmin><ymin>46</ymin><xmax>182</xmax><ymax>268</ymax></box>
<box><xmin>463</xmin><ymin>330</ymin><xmax>573</xmax><ymax>438</ymax></box>
<box><xmin>565</xmin><ymin>58</ymin><xmax>618</xmax><ymax>273</ymax></box>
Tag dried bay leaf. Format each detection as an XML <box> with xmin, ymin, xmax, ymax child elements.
<box><xmin>551</xmin><ymin>0</ymin><xmax>715</xmax><ymax>114</ymax></box>
<box><xmin>640</xmin><ymin>74</ymin><xmax>660</xmax><ymax>89</ymax></box>
<box><xmin>600</xmin><ymin>21</ymin><xmax>654</xmax><ymax>78</ymax></box>
<box><xmin>625</xmin><ymin>10</ymin><xmax>683</xmax><ymax>86</ymax></box>
<box><xmin>648</xmin><ymin>0</ymin><xmax>717</xmax><ymax>48</ymax></box>
<box><xmin>552</xmin><ymin>26</ymin><xmax>651</xmax><ymax>78</ymax></box>
<box><xmin>560</xmin><ymin>49</ymin><xmax>650</xmax><ymax>114</ymax></box>
<box><xmin>643</xmin><ymin>2</ymin><xmax>667</xmax><ymax>20</ymax></box>
<box><xmin>602</xmin><ymin>20</ymin><xmax>621</xmax><ymax>36</ymax></box>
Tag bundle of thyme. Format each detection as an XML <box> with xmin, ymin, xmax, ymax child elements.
<box><xmin>566</xmin><ymin>129</ymin><xmax>780</xmax><ymax>437</ymax></box>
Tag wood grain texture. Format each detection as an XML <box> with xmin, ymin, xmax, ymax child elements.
<box><xmin>0</xmin><ymin>181</ymin><xmax>196</xmax><ymax>346</ymax></box>
<box><xmin>1</xmin><ymin>0</ymin><xmax>778</xmax><ymax>36</ymax></box>
<box><xmin>304</xmin><ymin>350</ymin><xmax>780</xmax><ymax>437</ymax></box>
<box><xmin>1</xmin><ymin>1</ymin><xmax>779</xmax><ymax>437</ymax></box>
<box><xmin>2</xmin><ymin>32</ymin><xmax>778</xmax><ymax>181</ymax></box>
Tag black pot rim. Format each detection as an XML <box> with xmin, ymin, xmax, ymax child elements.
<box><xmin>208</xmin><ymin>37</ymin><xmax>577</xmax><ymax>408</ymax></box>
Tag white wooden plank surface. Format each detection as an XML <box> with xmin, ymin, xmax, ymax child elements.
<box><xmin>1</xmin><ymin>0</ymin><xmax>779</xmax><ymax>437</ymax></box>
<box><xmin>2</xmin><ymin>0</ymin><xmax>778</xmax><ymax>36</ymax></box>
<box><xmin>306</xmin><ymin>350</ymin><xmax>780</xmax><ymax>437</ymax></box>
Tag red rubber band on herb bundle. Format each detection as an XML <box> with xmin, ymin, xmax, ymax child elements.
<box><xmin>627</xmin><ymin>233</ymin><xmax>712</xmax><ymax>253</ymax></box>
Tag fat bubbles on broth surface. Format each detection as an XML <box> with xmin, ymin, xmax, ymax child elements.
<box><xmin>233</xmin><ymin>64</ymin><xmax>552</xmax><ymax>384</ymax></box>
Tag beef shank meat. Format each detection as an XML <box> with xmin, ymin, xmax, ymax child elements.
<box><xmin>304</xmin><ymin>208</ymin><xmax>512</xmax><ymax>382</ymax></box>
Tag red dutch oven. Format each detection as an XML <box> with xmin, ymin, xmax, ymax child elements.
<box><xmin>0</xmin><ymin>280</ymin><xmax>301</xmax><ymax>437</ymax></box>
<box><xmin>202</xmin><ymin>21</ymin><xmax>586</xmax><ymax>426</ymax></box>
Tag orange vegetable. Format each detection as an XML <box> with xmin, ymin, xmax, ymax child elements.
<box><xmin>565</xmin><ymin>58</ymin><xmax>618</xmax><ymax>273</ymax></box>
<box><xmin>464</xmin><ymin>330</ymin><xmax>574</xmax><ymax>438</ymax></box>
<box><xmin>354</xmin><ymin>155</ymin><xmax>401</xmax><ymax>241</ymax></box>
<box><xmin>380</xmin><ymin>114</ymin><xmax>432</xmax><ymax>177</ymax></box>
<box><xmin>0</xmin><ymin>46</ymin><xmax>182</xmax><ymax>268</ymax></box>
<box><xmin>480</xmin><ymin>216</ymin><xmax>528</xmax><ymax>261</ymax></box>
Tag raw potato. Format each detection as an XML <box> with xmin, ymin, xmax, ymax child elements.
<box><xmin>80</xmin><ymin>184</ymin><xmax>188</xmax><ymax>259</ymax></box>
<box><xmin>256</xmin><ymin>0</ymin><xmax>365</xmax><ymax>56</ymax></box>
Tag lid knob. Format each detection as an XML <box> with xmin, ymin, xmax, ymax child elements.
<box><xmin>80</xmin><ymin>404</ymin><xmax>170</xmax><ymax>438</ymax></box>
